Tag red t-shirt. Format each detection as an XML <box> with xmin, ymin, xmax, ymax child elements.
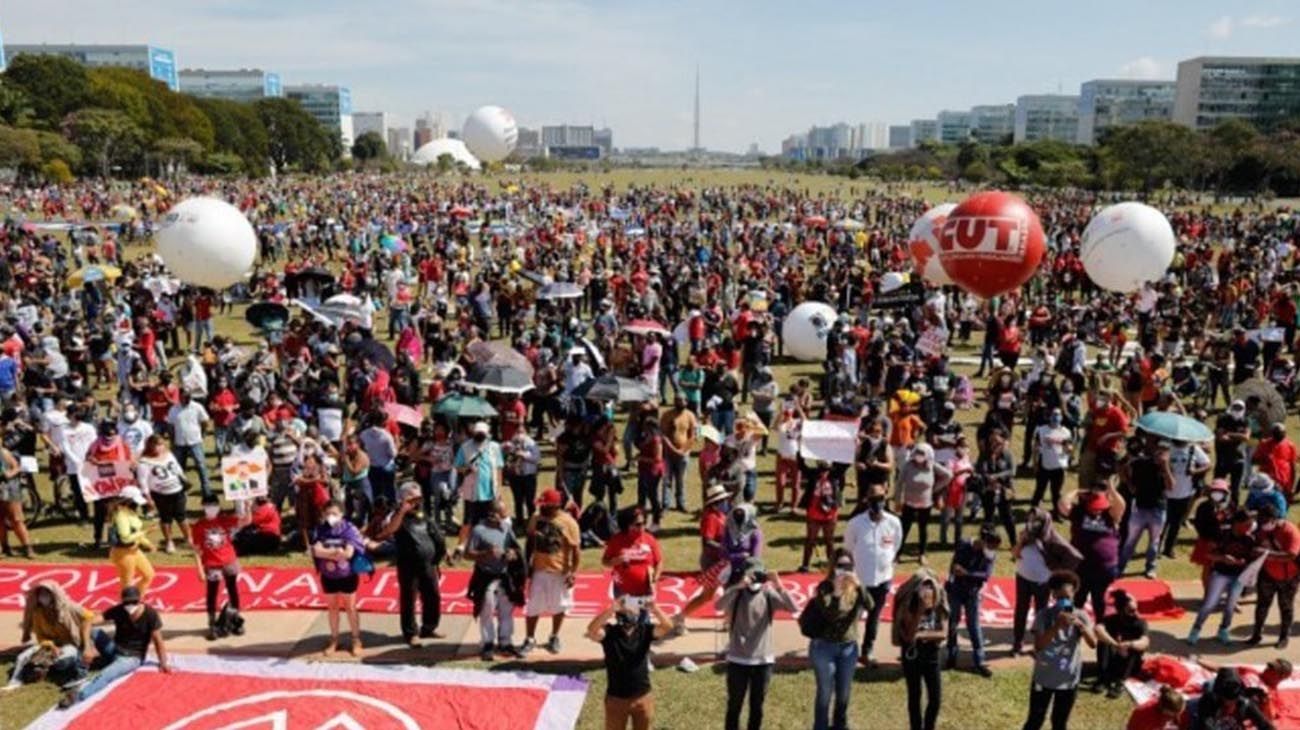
<box><xmin>1085</xmin><ymin>404</ymin><xmax>1129</xmax><ymax>453</ymax></box>
<box><xmin>191</xmin><ymin>515</ymin><xmax>240</xmax><ymax>568</ymax></box>
<box><xmin>194</xmin><ymin>295</ymin><xmax>212</xmax><ymax>321</ymax></box>
<box><xmin>500</xmin><ymin>399</ymin><xmax>526</xmax><ymax>441</ymax></box>
<box><xmin>602</xmin><ymin>530</ymin><xmax>662</xmax><ymax>597</ymax></box>
<box><xmin>1256</xmin><ymin>438</ymin><xmax>1297</xmax><ymax>491</ymax></box>
<box><xmin>1125</xmin><ymin>703</ymin><xmax>1188</xmax><ymax>730</ymax></box>
<box><xmin>699</xmin><ymin>508</ymin><xmax>727</xmax><ymax>565</ymax></box>
<box><xmin>250</xmin><ymin>502</ymin><xmax>281</xmax><ymax>537</ymax></box>
<box><xmin>148</xmin><ymin>385</ymin><xmax>179</xmax><ymax>424</ymax></box>
<box><xmin>209</xmin><ymin>389</ymin><xmax>239</xmax><ymax>427</ymax></box>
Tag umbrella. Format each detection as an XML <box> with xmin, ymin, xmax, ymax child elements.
<box><xmin>578</xmin><ymin>337</ymin><xmax>607</xmax><ymax>372</ymax></box>
<box><xmin>288</xmin><ymin>266</ymin><xmax>335</xmax><ymax>287</ymax></box>
<box><xmin>449</xmin><ymin>205</ymin><xmax>474</xmax><ymax>219</ymax></box>
<box><xmin>624</xmin><ymin>227</ymin><xmax>647</xmax><ymax>238</ymax></box>
<box><xmin>304</xmin><ymin>293</ymin><xmax>367</xmax><ymax>328</ymax></box>
<box><xmin>432</xmin><ymin>392</ymin><xmax>498</xmax><ymax>419</ymax></box>
<box><xmin>244</xmin><ymin>302</ymin><xmax>291</xmax><ymax>332</ymax></box>
<box><xmin>518</xmin><ymin>269</ymin><xmax>550</xmax><ymax>286</ymax></box>
<box><xmin>467</xmin><ymin>341</ymin><xmax>534</xmax><ymax>377</ymax></box>
<box><xmin>467</xmin><ymin>364</ymin><xmax>534</xmax><ymax>394</ymax></box>
<box><xmin>344</xmin><ymin>337</ymin><xmax>395</xmax><ymax>371</ymax></box>
<box><xmin>537</xmin><ymin>282</ymin><xmax>584</xmax><ymax>300</ymax></box>
<box><xmin>803</xmin><ymin>215</ymin><xmax>829</xmax><ymax>229</ymax></box>
<box><xmin>700</xmin><ymin>424</ymin><xmax>723</xmax><ymax>444</ymax></box>
<box><xmin>1135</xmin><ymin>411</ymin><xmax>1213</xmax><ymax>443</ymax></box>
<box><xmin>835</xmin><ymin>218</ymin><xmax>865</xmax><ymax>231</ymax></box>
<box><xmin>379</xmin><ymin>234</ymin><xmax>406</xmax><ymax>253</ymax></box>
<box><xmin>573</xmin><ymin>375</ymin><xmax>654</xmax><ymax>403</ymax></box>
<box><xmin>1235</xmin><ymin>378</ymin><xmax>1288</xmax><ymax>430</ymax></box>
<box><xmin>623</xmin><ymin>319</ymin><xmax>671</xmax><ymax>336</ymax></box>
<box><xmin>384</xmin><ymin>402</ymin><xmax>424</xmax><ymax>429</ymax></box>
<box><xmin>111</xmin><ymin>203</ymin><xmax>138</xmax><ymax>219</ymax></box>
<box><xmin>67</xmin><ymin>264</ymin><xmax>122</xmax><ymax>287</ymax></box>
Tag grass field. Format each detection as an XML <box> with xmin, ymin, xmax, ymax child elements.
<box><xmin>3</xmin><ymin>168</ymin><xmax>1294</xmax><ymax>729</ymax></box>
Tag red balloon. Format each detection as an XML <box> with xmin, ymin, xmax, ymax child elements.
<box><xmin>935</xmin><ymin>191</ymin><xmax>1045</xmax><ymax>299</ymax></box>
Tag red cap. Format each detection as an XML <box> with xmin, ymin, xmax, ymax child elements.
<box><xmin>1085</xmin><ymin>491</ymin><xmax>1110</xmax><ymax>513</ymax></box>
<box><xmin>537</xmin><ymin>489</ymin><xmax>564</xmax><ymax>508</ymax></box>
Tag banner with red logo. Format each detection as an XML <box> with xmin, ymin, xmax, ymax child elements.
<box><xmin>27</xmin><ymin>654</ymin><xmax>588</xmax><ymax>730</ymax></box>
<box><xmin>0</xmin><ymin>563</ymin><xmax>1182</xmax><ymax>626</ymax></box>
<box><xmin>78</xmin><ymin>460</ymin><xmax>136</xmax><ymax>502</ymax></box>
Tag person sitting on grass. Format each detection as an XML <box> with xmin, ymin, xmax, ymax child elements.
<box><xmin>59</xmin><ymin>585</ymin><xmax>173</xmax><ymax>708</ymax></box>
<box><xmin>1091</xmin><ymin>589</ymin><xmax>1150</xmax><ymax>699</ymax></box>
<box><xmin>587</xmin><ymin>597</ymin><xmax>674</xmax><ymax>730</ymax></box>
<box><xmin>7</xmin><ymin>582</ymin><xmax>93</xmax><ymax>692</ymax></box>
<box><xmin>233</xmin><ymin>495</ymin><xmax>282</xmax><ymax>556</ymax></box>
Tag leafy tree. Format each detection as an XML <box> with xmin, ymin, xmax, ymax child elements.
<box><xmin>0</xmin><ymin>80</ymin><xmax>34</xmax><ymax>127</ymax></box>
<box><xmin>254</xmin><ymin>98</ymin><xmax>339</xmax><ymax>172</ymax></box>
<box><xmin>193</xmin><ymin>97</ymin><xmax>269</xmax><ymax>176</ymax></box>
<box><xmin>351</xmin><ymin>131</ymin><xmax>387</xmax><ymax>161</ymax></box>
<box><xmin>34</xmin><ymin>130</ymin><xmax>82</xmax><ymax>170</ymax></box>
<box><xmin>62</xmin><ymin>108</ymin><xmax>144</xmax><ymax>177</ymax></box>
<box><xmin>436</xmin><ymin>153</ymin><xmax>454</xmax><ymax>175</ymax></box>
<box><xmin>0</xmin><ymin>125</ymin><xmax>41</xmax><ymax>170</ymax></box>
<box><xmin>41</xmin><ymin>159</ymin><xmax>74</xmax><ymax>184</ymax></box>
<box><xmin>2</xmin><ymin>54</ymin><xmax>90</xmax><ymax>129</ymax></box>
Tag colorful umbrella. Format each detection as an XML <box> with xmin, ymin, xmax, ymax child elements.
<box><xmin>623</xmin><ymin>319</ymin><xmax>671</xmax><ymax>336</ymax></box>
<box><xmin>432</xmin><ymin>392</ymin><xmax>498</xmax><ymax>419</ymax></box>
<box><xmin>449</xmin><ymin>205</ymin><xmax>473</xmax><ymax>219</ymax></box>
<box><xmin>1135</xmin><ymin>411</ymin><xmax>1212</xmax><ymax>443</ymax></box>
<box><xmin>803</xmin><ymin>215</ymin><xmax>829</xmax><ymax>229</ymax></box>
<box><xmin>384</xmin><ymin>402</ymin><xmax>424</xmax><ymax>429</ymax></box>
<box><xmin>67</xmin><ymin>264</ymin><xmax>123</xmax><ymax>287</ymax></box>
<box><xmin>379</xmin><ymin>234</ymin><xmax>406</xmax><ymax>253</ymax></box>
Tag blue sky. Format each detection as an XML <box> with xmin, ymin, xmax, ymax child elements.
<box><xmin>3</xmin><ymin>1</ymin><xmax>1297</xmax><ymax>152</ymax></box>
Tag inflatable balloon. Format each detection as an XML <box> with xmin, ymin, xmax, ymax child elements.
<box><xmin>908</xmin><ymin>203</ymin><xmax>957</xmax><ymax>285</ymax></box>
<box><xmin>461</xmin><ymin>105</ymin><xmax>518</xmax><ymax>163</ymax></box>
<box><xmin>936</xmin><ymin>191</ymin><xmax>1045</xmax><ymax>299</ymax></box>
<box><xmin>880</xmin><ymin>271</ymin><xmax>908</xmax><ymax>294</ymax></box>
<box><xmin>781</xmin><ymin>302</ymin><xmax>838</xmax><ymax>362</ymax></box>
<box><xmin>1081</xmin><ymin>202</ymin><xmax>1176</xmax><ymax>293</ymax></box>
<box><xmin>156</xmin><ymin>197</ymin><xmax>257</xmax><ymax>290</ymax></box>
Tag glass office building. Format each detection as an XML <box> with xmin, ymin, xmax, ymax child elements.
<box><xmin>1174</xmin><ymin>56</ymin><xmax>1300</xmax><ymax>131</ymax></box>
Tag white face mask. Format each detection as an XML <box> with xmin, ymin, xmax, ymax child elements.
<box><xmin>834</xmin><ymin>568</ymin><xmax>851</xmax><ymax>579</ymax></box>
<box><xmin>325</xmin><ymin>514</ymin><xmax>342</xmax><ymax>527</ymax></box>
<box><xmin>203</xmin><ymin>506</ymin><xmax>219</xmax><ymax>519</ymax></box>
<box><xmin>747</xmin><ymin>583</ymin><xmax>763</xmax><ymax>593</ymax></box>
<box><xmin>1210</xmin><ymin>492</ymin><xmax>1229</xmax><ymax>504</ymax></box>
<box><xmin>983</xmin><ymin>548</ymin><xmax>997</xmax><ymax>561</ymax></box>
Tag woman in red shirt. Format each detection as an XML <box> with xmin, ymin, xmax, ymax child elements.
<box><xmin>294</xmin><ymin>453</ymin><xmax>331</xmax><ymax>551</ymax></box>
<box><xmin>799</xmin><ymin>462</ymin><xmax>839</xmax><ymax>573</ymax></box>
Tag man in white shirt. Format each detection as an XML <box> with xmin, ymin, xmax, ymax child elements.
<box><xmin>843</xmin><ymin>482</ymin><xmax>902</xmax><ymax>667</ymax></box>
<box><xmin>561</xmin><ymin>351</ymin><xmax>593</xmax><ymax>416</ymax></box>
<box><xmin>117</xmin><ymin>404</ymin><xmax>154</xmax><ymax>458</ymax></box>
<box><xmin>168</xmin><ymin>391</ymin><xmax>211</xmax><ymax>498</ymax></box>
<box><xmin>1030</xmin><ymin>408</ymin><xmax>1073</xmax><ymax>515</ymax></box>
<box><xmin>60</xmin><ymin>406</ymin><xmax>98</xmax><ymax>526</ymax></box>
<box><xmin>1161</xmin><ymin>441</ymin><xmax>1211</xmax><ymax>558</ymax></box>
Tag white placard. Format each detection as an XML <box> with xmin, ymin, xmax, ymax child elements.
<box><xmin>799</xmin><ymin>419</ymin><xmax>858</xmax><ymax>465</ymax></box>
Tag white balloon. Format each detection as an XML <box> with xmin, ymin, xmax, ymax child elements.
<box><xmin>1081</xmin><ymin>202</ymin><xmax>1177</xmax><ymax>293</ymax></box>
<box><xmin>781</xmin><ymin>302</ymin><xmax>839</xmax><ymax>362</ymax></box>
<box><xmin>880</xmin><ymin>271</ymin><xmax>908</xmax><ymax>294</ymax></box>
<box><xmin>461</xmin><ymin>105</ymin><xmax>518</xmax><ymax>163</ymax></box>
<box><xmin>156</xmin><ymin>197</ymin><xmax>257</xmax><ymax>290</ymax></box>
<box><xmin>908</xmin><ymin>203</ymin><xmax>958</xmax><ymax>285</ymax></box>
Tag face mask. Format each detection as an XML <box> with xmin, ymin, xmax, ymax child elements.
<box><xmin>1210</xmin><ymin>492</ymin><xmax>1229</xmax><ymax>504</ymax></box>
<box><xmin>747</xmin><ymin>583</ymin><xmax>763</xmax><ymax>593</ymax></box>
<box><xmin>36</xmin><ymin>594</ymin><xmax>53</xmax><ymax>608</ymax></box>
<box><xmin>204</xmin><ymin>506</ymin><xmax>220</xmax><ymax>519</ymax></box>
<box><xmin>834</xmin><ymin>568</ymin><xmax>851</xmax><ymax>579</ymax></box>
<box><xmin>867</xmin><ymin>497</ymin><xmax>884</xmax><ymax>515</ymax></box>
<box><xmin>1230</xmin><ymin>407</ymin><xmax>1245</xmax><ymax>418</ymax></box>
<box><xmin>325</xmin><ymin>514</ymin><xmax>342</xmax><ymax>527</ymax></box>
<box><xmin>124</xmin><ymin>410</ymin><xmax>138</xmax><ymax>423</ymax></box>
<box><xmin>1049</xmin><ymin>415</ymin><xmax>1062</xmax><ymax>427</ymax></box>
<box><xmin>474</xmin><ymin>434</ymin><xmax>487</xmax><ymax>443</ymax></box>
<box><xmin>983</xmin><ymin>548</ymin><xmax>997</xmax><ymax>561</ymax></box>
<box><xmin>1095</xmin><ymin>399</ymin><xmax>1109</xmax><ymax>410</ymax></box>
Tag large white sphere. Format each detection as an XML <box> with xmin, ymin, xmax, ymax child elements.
<box><xmin>781</xmin><ymin>302</ymin><xmax>839</xmax><ymax>362</ymax></box>
<box><xmin>461</xmin><ymin>105</ymin><xmax>518</xmax><ymax>163</ymax></box>
<box><xmin>156</xmin><ymin>197</ymin><xmax>258</xmax><ymax>290</ymax></box>
<box><xmin>1081</xmin><ymin>202</ymin><xmax>1177</xmax><ymax>293</ymax></box>
<box><xmin>908</xmin><ymin>203</ymin><xmax>957</xmax><ymax>285</ymax></box>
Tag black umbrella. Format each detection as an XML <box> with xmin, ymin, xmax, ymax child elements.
<box><xmin>244</xmin><ymin>302</ymin><xmax>291</xmax><ymax>332</ymax></box>
<box><xmin>343</xmin><ymin>336</ymin><xmax>396</xmax><ymax>371</ymax></box>
<box><xmin>573</xmin><ymin>374</ymin><xmax>654</xmax><ymax>403</ymax></box>
<box><xmin>290</xmin><ymin>266</ymin><xmax>335</xmax><ymax>286</ymax></box>
<box><xmin>467</xmin><ymin>364</ymin><xmax>533</xmax><ymax>394</ymax></box>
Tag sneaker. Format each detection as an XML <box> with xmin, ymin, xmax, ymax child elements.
<box><xmin>545</xmin><ymin>636</ymin><xmax>562</xmax><ymax>654</ymax></box>
<box><xmin>1246</xmin><ymin>633</ymin><xmax>1263</xmax><ymax>646</ymax></box>
<box><xmin>1009</xmin><ymin>644</ymin><xmax>1022</xmax><ymax>657</ymax></box>
<box><xmin>500</xmin><ymin>644</ymin><xmax>523</xmax><ymax>659</ymax></box>
<box><xmin>165</xmin><ymin>541</ymin><xmax>176</xmax><ymax>555</ymax></box>
<box><xmin>974</xmin><ymin>665</ymin><xmax>993</xmax><ymax>679</ymax></box>
<box><xmin>1143</xmin><ymin>568</ymin><xmax>1156</xmax><ymax>580</ymax></box>
<box><xmin>1105</xmin><ymin>683</ymin><xmax>1124</xmax><ymax>700</ymax></box>
<box><xmin>520</xmin><ymin>638</ymin><xmax>537</xmax><ymax>655</ymax></box>
<box><xmin>1278</xmin><ymin>637</ymin><xmax>1291</xmax><ymax>650</ymax></box>
<box><xmin>206</xmin><ymin>625</ymin><xmax>218</xmax><ymax>641</ymax></box>
<box><xmin>1186</xmin><ymin>628</ymin><xmax>1200</xmax><ymax>645</ymax></box>
<box><xmin>1216</xmin><ymin>628</ymin><xmax>1232</xmax><ymax>645</ymax></box>
<box><xmin>796</xmin><ymin>565</ymin><xmax>810</xmax><ymax>574</ymax></box>
<box><xmin>58</xmin><ymin>688</ymin><xmax>78</xmax><ymax>709</ymax></box>
<box><xmin>480</xmin><ymin>644</ymin><xmax>495</xmax><ymax>661</ymax></box>
<box><xmin>676</xmin><ymin>657</ymin><xmax>699</xmax><ymax>673</ymax></box>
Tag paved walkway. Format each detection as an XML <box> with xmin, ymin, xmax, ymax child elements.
<box><xmin>4</xmin><ymin>580</ymin><xmax>1296</xmax><ymax>671</ymax></box>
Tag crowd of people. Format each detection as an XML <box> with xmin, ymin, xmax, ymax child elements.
<box><xmin>1</xmin><ymin>174</ymin><xmax>1298</xmax><ymax>729</ymax></box>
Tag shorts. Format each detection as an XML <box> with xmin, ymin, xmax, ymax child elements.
<box><xmin>0</xmin><ymin>478</ymin><xmax>22</xmax><ymax>502</ymax></box>
<box><xmin>153</xmin><ymin>490</ymin><xmax>186</xmax><ymax>524</ymax></box>
<box><xmin>205</xmin><ymin>561</ymin><xmax>240</xmax><ymax>582</ymax></box>
<box><xmin>321</xmin><ymin>573</ymin><xmax>359</xmax><ymax>595</ymax></box>
<box><xmin>525</xmin><ymin>571</ymin><xmax>574</xmax><ymax>617</ymax></box>
<box><xmin>463</xmin><ymin>500</ymin><xmax>494</xmax><ymax>528</ymax></box>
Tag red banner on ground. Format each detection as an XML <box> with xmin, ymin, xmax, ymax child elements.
<box><xmin>0</xmin><ymin>563</ymin><xmax>1182</xmax><ymax>626</ymax></box>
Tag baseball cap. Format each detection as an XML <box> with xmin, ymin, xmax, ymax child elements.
<box><xmin>120</xmin><ymin>586</ymin><xmax>141</xmax><ymax>605</ymax></box>
<box><xmin>536</xmin><ymin>489</ymin><xmax>564</xmax><ymax>508</ymax></box>
<box><xmin>472</xmin><ymin>421</ymin><xmax>490</xmax><ymax>436</ymax></box>
<box><xmin>118</xmin><ymin>486</ymin><xmax>147</xmax><ymax>506</ymax></box>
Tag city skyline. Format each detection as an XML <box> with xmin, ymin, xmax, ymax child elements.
<box><xmin>2</xmin><ymin>0</ymin><xmax>1297</xmax><ymax>152</ymax></box>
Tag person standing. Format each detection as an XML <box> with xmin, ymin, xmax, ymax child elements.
<box><xmin>586</xmin><ymin>597</ymin><xmax>674</xmax><ymax>730</ymax></box>
<box><xmin>453</xmin><ymin>421</ymin><xmax>504</xmax><ymax>548</ymax></box>
<box><xmin>895</xmin><ymin>571</ymin><xmax>948</xmax><ymax>730</ymax></box>
<box><xmin>359</xmin><ymin>411</ymin><xmax>398</xmax><ymax>504</ymax></box>
<box><xmin>799</xmin><ymin>550</ymin><xmax>870</xmax><ymax>730</ymax></box>
<box><xmin>1187</xmin><ymin>509</ymin><xmax>1259</xmax><ymax>646</ymax></box>
<box><xmin>1253</xmin><ymin>423</ymin><xmax>1298</xmax><ymax>501</ymax></box>
<box><xmin>897</xmin><ymin>443</ymin><xmax>951</xmax><ymax>565</ymax></box>
<box><xmin>1064</xmin><ymin>481</ymin><xmax>1125</xmax><ymax>619</ymax></box>
<box><xmin>108</xmin><ymin>486</ymin><xmax>155</xmax><ymax>597</ymax></box>
<box><xmin>659</xmin><ymin>396</ymin><xmax>697</xmax><ymax>513</ymax></box>
<box><xmin>717</xmin><ymin>558</ymin><xmax>797</xmax><ymax>730</ymax></box>
<box><xmin>0</xmin><ymin>435</ymin><xmax>33</xmax><ymax>558</ymax></box>
<box><xmin>368</xmin><ymin>482</ymin><xmax>445</xmax><ymax>646</ymax></box>
<box><xmin>1077</xmin><ymin>390</ymin><xmax>1129</xmax><ymax>493</ymax></box>
<box><xmin>189</xmin><ymin>494</ymin><xmax>246</xmax><ymax>641</ymax></box>
<box><xmin>59</xmin><ymin>585</ymin><xmax>173</xmax><ymax>708</ymax></box>
<box><xmin>310</xmin><ymin>500</ymin><xmax>366</xmax><ymax>657</ymax></box>
<box><xmin>1030</xmin><ymin>408</ymin><xmax>1072</xmax><ymax>515</ymax></box>
<box><xmin>522</xmin><ymin>489</ymin><xmax>580</xmax><ymax>655</ymax></box>
<box><xmin>843</xmin><ymin>482</ymin><xmax>902</xmax><ymax>667</ymax></box>
<box><xmin>136</xmin><ymin>434</ymin><xmax>187</xmax><ymax>554</ymax></box>
<box><xmin>944</xmin><ymin>523</ymin><xmax>1000</xmax><ymax>677</ymax></box>
<box><xmin>635</xmin><ymin>414</ymin><xmax>666</xmax><ymax>530</ymax></box>
<box><xmin>1214</xmin><ymin>400</ymin><xmax>1251</xmax><ymax>503</ymax></box>
<box><xmin>602</xmin><ymin>507</ymin><xmax>662</xmax><ymax>602</ymax></box>
<box><xmin>466</xmin><ymin>499</ymin><xmax>524</xmax><ymax>660</ymax></box>
<box><xmin>167</xmin><ymin>390</ymin><xmax>211</xmax><ymax>498</ymax></box>
<box><xmin>505</xmin><ymin>429</ymin><xmax>541</xmax><ymax>525</ymax></box>
<box><xmin>1161</xmin><ymin>439</ymin><xmax>1211</xmax><ymax>558</ymax></box>
<box><xmin>1118</xmin><ymin>440</ymin><xmax>1174</xmax><ymax>579</ymax></box>
<box><xmin>1011</xmin><ymin>509</ymin><xmax>1080</xmax><ymax>656</ymax></box>
<box><xmin>1021</xmin><ymin>571</ymin><xmax>1097</xmax><ymax>730</ymax></box>
<box><xmin>1248</xmin><ymin>502</ymin><xmax>1300</xmax><ymax>649</ymax></box>
<box><xmin>775</xmin><ymin>406</ymin><xmax>804</xmax><ymax>512</ymax></box>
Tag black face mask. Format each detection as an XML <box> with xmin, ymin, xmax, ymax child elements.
<box><xmin>867</xmin><ymin>497</ymin><xmax>884</xmax><ymax>514</ymax></box>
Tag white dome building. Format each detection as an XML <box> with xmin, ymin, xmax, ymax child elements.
<box><xmin>411</xmin><ymin>138</ymin><xmax>481</xmax><ymax>170</ymax></box>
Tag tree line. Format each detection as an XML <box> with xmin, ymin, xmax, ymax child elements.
<box><xmin>0</xmin><ymin>54</ymin><xmax>343</xmax><ymax>180</ymax></box>
<box><xmin>763</xmin><ymin>119</ymin><xmax>1300</xmax><ymax>197</ymax></box>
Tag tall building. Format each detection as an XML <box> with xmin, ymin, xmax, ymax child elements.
<box><xmin>936</xmin><ymin>111</ymin><xmax>972</xmax><ymax>144</ymax></box>
<box><xmin>968</xmin><ymin>104</ymin><xmax>1015</xmax><ymax>143</ymax></box>
<box><xmin>285</xmin><ymin>84</ymin><xmax>353</xmax><ymax>151</ymax></box>
<box><xmin>179</xmin><ymin>68</ymin><xmax>282</xmax><ymax>101</ymax></box>
<box><xmin>351</xmin><ymin>112</ymin><xmax>390</xmax><ymax>141</ymax></box>
<box><xmin>909</xmin><ymin>119</ymin><xmax>939</xmax><ymax>147</ymax></box>
<box><xmin>5</xmin><ymin>43</ymin><xmax>178</xmax><ymax>90</ymax></box>
<box><xmin>387</xmin><ymin>127</ymin><xmax>411</xmax><ymax>160</ymax></box>
<box><xmin>1173</xmin><ymin>56</ymin><xmax>1300</xmax><ymax>131</ymax></box>
<box><xmin>781</xmin><ymin>133</ymin><xmax>808</xmax><ymax>160</ymax></box>
<box><xmin>541</xmin><ymin>125</ymin><xmax>594</xmax><ymax>148</ymax></box>
<box><xmin>1076</xmin><ymin>79</ymin><xmax>1176</xmax><ymax>145</ymax></box>
<box><xmin>854</xmin><ymin>121</ymin><xmax>888</xmax><ymax>151</ymax></box>
<box><xmin>593</xmin><ymin>128</ymin><xmax>614</xmax><ymax>156</ymax></box>
<box><xmin>1013</xmin><ymin>95</ymin><xmax>1080</xmax><ymax>143</ymax></box>
<box><xmin>888</xmin><ymin>125</ymin><xmax>911</xmax><ymax>149</ymax></box>
<box><xmin>515</xmin><ymin>127</ymin><xmax>541</xmax><ymax>158</ymax></box>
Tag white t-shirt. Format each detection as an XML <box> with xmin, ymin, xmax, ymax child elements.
<box><xmin>138</xmin><ymin>453</ymin><xmax>185</xmax><ymax>495</ymax></box>
<box><xmin>118</xmin><ymin>418</ymin><xmax>154</xmax><ymax>458</ymax></box>
<box><xmin>1168</xmin><ymin>444</ymin><xmax>1211</xmax><ymax>500</ymax></box>
<box><xmin>1034</xmin><ymin>425</ymin><xmax>1073</xmax><ymax>471</ymax></box>
<box><xmin>61</xmin><ymin>422</ymin><xmax>98</xmax><ymax>473</ymax></box>
<box><xmin>168</xmin><ymin>402</ymin><xmax>210</xmax><ymax>447</ymax></box>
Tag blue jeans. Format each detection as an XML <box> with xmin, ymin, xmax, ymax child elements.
<box><xmin>176</xmin><ymin>442</ymin><xmax>210</xmax><ymax>497</ymax></box>
<box><xmin>1193</xmin><ymin>571</ymin><xmax>1246</xmax><ymax>633</ymax></box>
<box><xmin>1119</xmin><ymin>506</ymin><xmax>1166</xmax><ymax>575</ymax></box>
<box><xmin>947</xmin><ymin>589</ymin><xmax>985</xmax><ymax>667</ymax></box>
<box><xmin>78</xmin><ymin>629</ymin><xmax>143</xmax><ymax>702</ymax></box>
<box><xmin>810</xmin><ymin>638</ymin><xmax>857</xmax><ymax>730</ymax></box>
<box><xmin>637</xmin><ymin>472</ymin><xmax>662</xmax><ymax>524</ymax></box>
<box><xmin>743</xmin><ymin>470</ymin><xmax>758</xmax><ymax>502</ymax></box>
<box><xmin>713</xmin><ymin>408</ymin><xmax>736</xmax><ymax>437</ymax></box>
<box><xmin>213</xmin><ymin>425</ymin><xmax>232</xmax><ymax>457</ymax></box>
<box><xmin>662</xmin><ymin>452</ymin><xmax>688</xmax><ymax>510</ymax></box>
